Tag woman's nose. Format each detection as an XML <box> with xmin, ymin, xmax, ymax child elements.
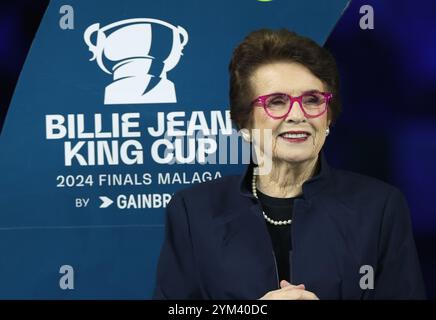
<box><xmin>285</xmin><ymin>101</ymin><xmax>305</xmax><ymax>122</ymax></box>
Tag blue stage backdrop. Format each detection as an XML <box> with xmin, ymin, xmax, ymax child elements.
<box><xmin>0</xmin><ymin>0</ymin><xmax>349</xmax><ymax>298</ymax></box>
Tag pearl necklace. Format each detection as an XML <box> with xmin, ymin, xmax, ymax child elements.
<box><xmin>252</xmin><ymin>171</ymin><xmax>292</xmax><ymax>226</ymax></box>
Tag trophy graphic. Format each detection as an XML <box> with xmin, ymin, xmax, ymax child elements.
<box><xmin>84</xmin><ymin>18</ymin><xmax>189</xmax><ymax>105</ymax></box>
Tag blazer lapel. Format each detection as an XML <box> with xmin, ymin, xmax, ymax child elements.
<box><xmin>291</xmin><ymin>197</ymin><xmax>363</xmax><ymax>299</ymax></box>
<box><xmin>212</xmin><ymin>202</ymin><xmax>278</xmax><ymax>299</ymax></box>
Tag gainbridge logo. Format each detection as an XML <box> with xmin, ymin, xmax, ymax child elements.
<box><xmin>84</xmin><ymin>18</ymin><xmax>189</xmax><ymax>105</ymax></box>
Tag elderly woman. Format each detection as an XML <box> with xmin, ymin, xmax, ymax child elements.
<box><xmin>153</xmin><ymin>29</ymin><xmax>426</xmax><ymax>300</ymax></box>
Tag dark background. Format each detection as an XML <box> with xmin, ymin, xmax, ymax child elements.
<box><xmin>324</xmin><ymin>0</ymin><xmax>436</xmax><ymax>299</ymax></box>
<box><xmin>0</xmin><ymin>0</ymin><xmax>435</xmax><ymax>299</ymax></box>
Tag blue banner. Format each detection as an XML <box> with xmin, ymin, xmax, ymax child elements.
<box><xmin>0</xmin><ymin>0</ymin><xmax>349</xmax><ymax>299</ymax></box>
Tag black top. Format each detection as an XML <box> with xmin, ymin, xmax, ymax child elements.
<box><xmin>257</xmin><ymin>190</ymin><xmax>298</xmax><ymax>283</ymax></box>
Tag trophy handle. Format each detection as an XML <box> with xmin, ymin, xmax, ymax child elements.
<box><xmin>83</xmin><ymin>23</ymin><xmax>111</xmax><ymax>74</ymax></box>
<box><xmin>161</xmin><ymin>25</ymin><xmax>189</xmax><ymax>75</ymax></box>
<box><xmin>177</xmin><ymin>26</ymin><xmax>189</xmax><ymax>48</ymax></box>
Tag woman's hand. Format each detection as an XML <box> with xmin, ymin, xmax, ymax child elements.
<box><xmin>259</xmin><ymin>280</ymin><xmax>319</xmax><ymax>300</ymax></box>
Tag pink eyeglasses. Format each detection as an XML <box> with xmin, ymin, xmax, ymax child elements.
<box><xmin>251</xmin><ymin>91</ymin><xmax>333</xmax><ymax>119</ymax></box>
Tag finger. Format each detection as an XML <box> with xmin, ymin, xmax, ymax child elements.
<box><xmin>280</xmin><ymin>280</ymin><xmax>305</xmax><ymax>290</ymax></box>
<box><xmin>291</xmin><ymin>289</ymin><xmax>319</xmax><ymax>300</ymax></box>
<box><xmin>276</xmin><ymin>287</ymin><xmax>319</xmax><ymax>300</ymax></box>
<box><xmin>282</xmin><ymin>283</ymin><xmax>305</xmax><ymax>291</ymax></box>
<box><xmin>259</xmin><ymin>288</ymin><xmax>318</xmax><ymax>300</ymax></box>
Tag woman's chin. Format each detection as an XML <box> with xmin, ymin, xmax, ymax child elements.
<box><xmin>273</xmin><ymin>152</ymin><xmax>314</xmax><ymax>164</ymax></box>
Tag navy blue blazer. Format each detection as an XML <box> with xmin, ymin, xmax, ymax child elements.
<box><xmin>153</xmin><ymin>154</ymin><xmax>426</xmax><ymax>299</ymax></box>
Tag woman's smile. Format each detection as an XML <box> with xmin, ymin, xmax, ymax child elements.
<box><xmin>278</xmin><ymin>130</ymin><xmax>311</xmax><ymax>143</ymax></box>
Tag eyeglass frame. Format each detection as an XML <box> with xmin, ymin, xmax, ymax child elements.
<box><xmin>251</xmin><ymin>91</ymin><xmax>333</xmax><ymax>120</ymax></box>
